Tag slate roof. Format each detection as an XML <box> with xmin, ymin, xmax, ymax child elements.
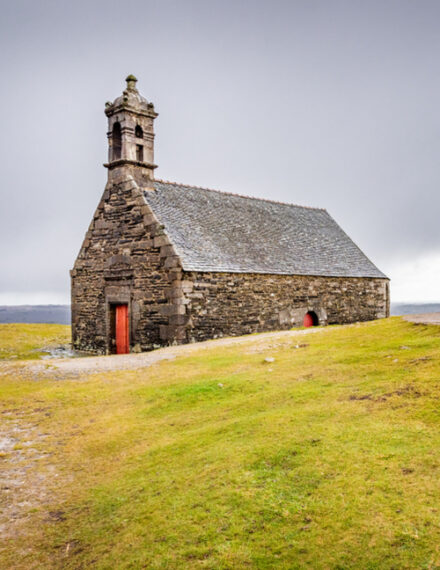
<box><xmin>143</xmin><ymin>180</ymin><xmax>387</xmax><ymax>279</ymax></box>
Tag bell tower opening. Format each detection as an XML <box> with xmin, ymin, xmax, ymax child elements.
<box><xmin>136</xmin><ymin>144</ymin><xmax>144</xmax><ymax>162</ymax></box>
<box><xmin>112</xmin><ymin>122</ymin><xmax>122</xmax><ymax>160</ymax></box>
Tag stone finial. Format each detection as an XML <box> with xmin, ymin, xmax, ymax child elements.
<box><xmin>126</xmin><ymin>74</ymin><xmax>138</xmax><ymax>91</ymax></box>
<box><xmin>105</xmin><ymin>75</ymin><xmax>156</xmax><ymax>117</ymax></box>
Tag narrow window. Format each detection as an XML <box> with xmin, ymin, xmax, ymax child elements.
<box><xmin>135</xmin><ymin>124</ymin><xmax>143</xmax><ymax>138</ymax></box>
<box><xmin>136</xmin><ymin>144</ymin><xmax>144</xmax><ymax>162</ymax></box>
<box><xmin>112</xmin><ymin>122</ymin><xmax>122</xmax><ymax>160</ymax></box>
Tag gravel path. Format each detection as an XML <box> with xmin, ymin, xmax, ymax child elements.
<box><xmin>403</xmin><ymin>312</ymin><xmax>440</xmax><ymax>325</ymax></box>
<box><xmin>31</xmin><ymin>327</ymin><xmax>325</xmax><ymax>376</ymax></box>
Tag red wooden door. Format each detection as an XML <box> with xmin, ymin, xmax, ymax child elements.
<box><xmin>303</xmin><ymin>312</ymin><xmax>314</xmax><ymax>328</ymax></box>
<box><xmin>115</xmin><ymin>304</ymin><xmax>129</xmax><ymax>354</ymax></box>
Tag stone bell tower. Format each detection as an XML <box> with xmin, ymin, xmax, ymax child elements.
<box><xmin>104</xmin><ymin>75</ymin><xmax>158</xmax><ymax>184</ymax></box>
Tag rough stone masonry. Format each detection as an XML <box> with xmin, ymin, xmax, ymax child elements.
<box><xmin>71</xmin><ymin>76</ymin><xmax>389</xmax><ymax>354</ymax></box>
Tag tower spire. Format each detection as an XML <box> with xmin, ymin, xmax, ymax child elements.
<box><xmin>104</xmin><ymin>75</ymin><xmax>158</xmax><ymax>183</ymax></box>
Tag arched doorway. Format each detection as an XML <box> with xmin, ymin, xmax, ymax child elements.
<box><xmin>303</xmin><ymin>311</ymin><xmax>319</xmax><ymax>327</ymax></box>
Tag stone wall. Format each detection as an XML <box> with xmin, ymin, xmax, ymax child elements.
<box><xmin>181</xmin><ymin>271</ymin><xmax>389</xmax><ymax>343</ymax></box>
<box><xmin>71</xmin><ymin>171</ymin><xmax>184</xmax><ymax>353</ymax></box>
<box><xmin>71</xmin><ymin>172</ymin><xmax>389</xmax><ymax>353</ymax></box>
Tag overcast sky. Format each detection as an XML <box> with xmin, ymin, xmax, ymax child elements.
<box><xmin>0</xmin><ymin>0</ymin><xmax>439</xmax><ymax>304</ymax></box>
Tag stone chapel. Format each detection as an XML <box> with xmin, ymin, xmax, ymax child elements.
<box><xmin>71</xmin><ymin>75</ymin><xmax>389</xmax><ymax>354</ymax></box>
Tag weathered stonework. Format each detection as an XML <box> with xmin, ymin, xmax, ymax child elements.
<box><xmin>71</xmin><ymin>173</ymin><xmax>182</xmax><ymax>353</ymax></box>
<box><xmin>182</xmin><ymin>272</ymin><xmax>389</xmax><ymax>343</ymax></box>
<box><xmin>71</xmin><ymin>180</ymin><xmax>389</xmax><ymax>352</ymax></box>
<box><xmin>71</xmin><ymin>76</ymin><xmax>390</xmax><ymax>354</ymax></box>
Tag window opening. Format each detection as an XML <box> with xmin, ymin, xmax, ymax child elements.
<box><xmin>136</xmin><ymin>144</ymin><xmax>144</xmax><ymax>162</ymax></box>
<box><xmin>112</xmin><ymin>122</ymin><xmax>122</xmax><ymax>160</ymax></box>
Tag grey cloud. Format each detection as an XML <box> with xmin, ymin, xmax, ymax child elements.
<box><xmin>1</xmin><ymin>0</ymin><xmax>439</xmax><ymax>299</ymax></box>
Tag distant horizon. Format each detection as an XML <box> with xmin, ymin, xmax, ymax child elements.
<box><xmin>0</xmin><ymin>301</ymin><xmax>438</xmax><ymax>326</ymax></box>
<box><xmin>1</xmin><ymin>301</ymin><xmax>440</xmax><ymax>307</ymax></box>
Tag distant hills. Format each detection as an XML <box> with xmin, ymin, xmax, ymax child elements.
<box><xmin>0</xmin><ymin>303</ymin><xmax>438</xmax><ymax>325</ymax></box>
<box><xmin>0</xmin><ymin>305</ymin><xmax>71</xmax><ymax>324</ymax></box>
<box><xmin>391</xmin><ymin>303</ymin><xmax>440</xmax><ymax>316</ymax></box>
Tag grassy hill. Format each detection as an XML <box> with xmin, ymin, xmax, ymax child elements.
<box><xmin>1</xmin><ymin>319</ymin><xmax>440</xmax><ymax>568</ymax></box>
<box><xmin>0</xmin><ymin>323</ymin><xmax>70</xmax><ymax>360</ymax></box>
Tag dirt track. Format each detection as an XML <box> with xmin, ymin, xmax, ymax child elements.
<box><xmin>30</xmin><ymin>327</ymin><xmax>324</xmax><ymax>376</ymax></box>
<box><xmin>30</xmin><ymin>314</ymin><xmax>440</xmax><ymax>377</ymax></box>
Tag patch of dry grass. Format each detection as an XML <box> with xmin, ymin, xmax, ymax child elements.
<box><xmin>0</xmin><ymin>324</ymin><xmax>70</xmax><ymax>360</ymax></box>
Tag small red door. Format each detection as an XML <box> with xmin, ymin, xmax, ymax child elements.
<box><xmin>303</xmin><ymin>312</ymin><xmax>314</xmax><ymax>328</ymax></box>
<box><xmin>115</xmin><ymin>304</ymin><xmax>129</xmax><ymax>354</ymax></box>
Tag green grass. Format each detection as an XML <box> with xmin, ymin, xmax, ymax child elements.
<box><xmin>2</xmin><ymin>318</ymin><xmax>440</xmax><ymax>568</ymax></box>
<box><xmin>0</xmin><ymin>323</ymin><xmax>70</xmax><ymax>360</ymax></box>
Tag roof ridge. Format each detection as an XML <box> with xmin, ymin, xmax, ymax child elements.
<box><xmin>153</xmin><ymin>178</ymin><xmax>326</xmax><ymax>211</ymax></box>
